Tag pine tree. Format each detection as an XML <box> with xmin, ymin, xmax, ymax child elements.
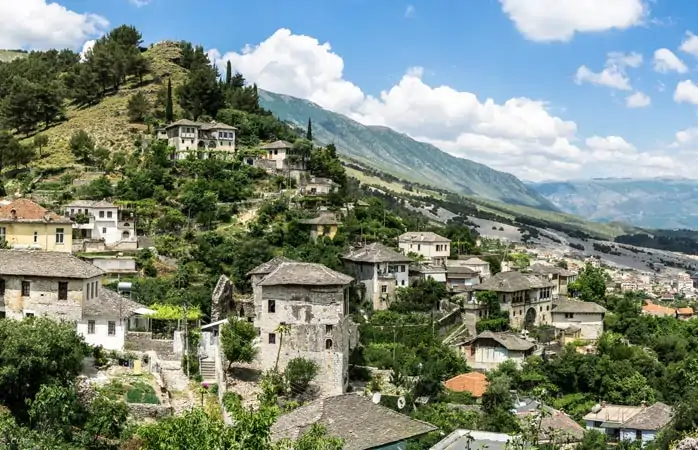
<box><xmin>306</xmin><ymin>118</ymin><xmax>313</xmax><ymax>141</ymax></box>
<box><xmin>165</xmin><ymin>78</ymin><xmax>174</xmax><ymax>122</ymax></box>
<box><xmin>226</xmin><ymin>61</ymin><xmax>232</xmax><ymax>87</ymax></box>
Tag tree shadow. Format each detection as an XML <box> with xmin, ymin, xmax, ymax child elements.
<box><xmin>229</xmin><ymin>366</ymin><xmax>262</xmax><ymax>382</ymax></box>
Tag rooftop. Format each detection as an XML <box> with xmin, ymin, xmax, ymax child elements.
<box><xmin>445</xmin><ymin>260</ymin><xmax>480</xmax><ymax>276</ymax></box>
<box><xmin>552</xmin><ymin>298</ymin><xmax>607</xmax><ymax>314</ymax></box>
<box><xmin>399</xmin><ymin>231</ymin><xmax>450</xmax><ymax>243</ymax></box>
<box><xmin>0</xmin><ymin>250</ymin><xmax>104</xmax><ymax>279</ymax></box>
<box><xmin>431</xmin><ymin>429</ymin><xmax>511</xmax><ymax>450</ymax></box>
<box><xmin>83</xmin><ymin>289</ymin><xmax>146</xmax><ymax>319</ymax></box>
<box><xmin>260</xmin><ymin>140</ymin><xmax>294</xmax><ymax>150</ymax></box>
<box><xmin>528</xmin><ymin>263</ymin><xmax>575</xmax><ymax>277</ymax></box>
<box><xmin>247</xmin><ymin>256</ymin><xmax>293</xmax><ymax>276</ymax></box>
<box><xmin>258</xmin><ymin>260</ymin><xmax>353</xmax><ymax>286</ymax></box>
<box><xmin>64</xmin><ymin>199</ymin><xmax>117</xmax><ymax>209</ymax></box>
<box><xmin>164</xmin><ymin>119</ymin><xmax>236</xmax><ymax>130</ymax></box>
<box><xmin>583</xmin><ymin>403</ymin><xmax>643</xmax><ymax>425</ymax></box>
<box><xmin>459</xmin><ymin>257</ymin><xmax>489</xmax><ymax>265</ymax></box>
<box><xmin>299</xmin><ymin>211</ymin><xmax>340</xmax><ymax>226</ymax></box>
<box><xmin>343</xmin><ymin>242</ymin><xmax>411</xmax><ymax>264</ymax></box>
<box><xmin>444</xmin><ymin>372</ymin><xmax>489</xmax><ymax>398</ymax></box>
<box><xmin>462</xmin><ymin>331</ymin><xmax>535</xmax><ymax>352</ymax></box>
<box><xmin>474</xmin><ymin>270</ymin><xmax>554</xmax><ymax>293</ymax></box>
<box><xmin>621</xmin><ymin>402</ymin><xmax>673</xmax><ymax>431</ymax></box>
<box><xmin>0</xmin><ymin>198</ymin><xmax>72</xmax><ymax>224</ymax></box>
<box><xmin>271</xmin><ymin>394</ymin><xmax>437</xmax><ymax>450</ymax></box>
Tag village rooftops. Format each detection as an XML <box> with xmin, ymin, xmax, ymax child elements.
<box><xmin>0</xmin><ymin>198</ymin><xmax>72</xmax><ymax>224</ymax></box>
<box><xmin>343</xmin><ymin>242</ymin><xmax>411</xmax><ymax>264</ymax></box>
<box><xmin>0</xmin><ymin>250</ymin><xmax>104</xmax><ymax>279</ymax></box>
<box><xmin>398</xmin><ymin>231</ymin><xmax>450</xmax><ymax>243</ymax></box>
<box><xmin>552</xmin><ymin>298</ymin><xmax>607</xmax><ymax>314</ymax></box>
<box><xmin>299</xmin><ymin>211</ymin><xmax>339</xmax><ymax>226</ymax></box>
<box><xmin>271</xmin><ymin>394</ymin><xmax>437</xmax><ymax>450</ymax></box>
<box><xmin>444</xmin><ymin>372</ymin><xmax>489</xmax><ymax>398</ymax></box>
<box><xmin>473</xmin><ymin>270</ymin><xmax>553</xmax><ymax>293</ymax></box>
<box><xmin>83</xmin><ymin>289</ymin><xmax>146</xmax><ymax>319</ymax></box>
<box><xmin>461</xmin><ymin>330</ymin><xmax>535</xmax><ymax>352</ymax></box>
<box><xmin>163</xmin><ymin>119</ymin><xmax>236</xmax><ymax>130</ymax></box>
<box><xmin>257</xmin><ymin>260</ymin><xmax>354</xmax><ymax>286</ymax></box>
<box><xmin>260</xmin><ymin>140</ymin><xmax>294</xmax><ymax>149</ymax></box>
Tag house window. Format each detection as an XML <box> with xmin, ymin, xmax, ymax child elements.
<box><xmin>417</xmin><ymin>244</ymin><xmax>421</xmax><ymax>251</ymax></box>
<box><xmin>268</xmin><ymin>300</ymin><xmax>276</xmax><ymax>313</ymax></box>
<box><xmin>107</xmin><ymin>211</ymin><xmax>113</xmax><ymax>219</ymax></box>
<box><xmin>102</xmin><ymin>227</ymin><xmax>107</xmax><ymax>234</ymax></box>
<box><xmin>55</xmin><ymin>228</ymin><xmax>64</xmax><ymax>244</ymax></box>
<box><xmin>325</xmin><ymin>339</ymin><xmax>333</xmax><ymax>350</ymax></box>
<box><xmin>107</xmin><ymin>321</ymin><xmax>116</xmax><ymax>336</ymax></box>
<box><xmin>565</xmin><ymin>313</ymin><xmax>574</xmax><ymax>319</ymax></box>
<box><xmin>0</xmin><ymin>279</ymin><xmax>4</xmax><ymax>296</ymax></box>
<box><xmin>546</xmin><ymin>305</ymin><xmax>550</xmax><ymax>311</ymax></box>
<box><xmin>636</xmin><ymin>430</ymin><xmax>642</xmax><ymax>440</ymax></box>
<box><xmin>99</xmin><ymin>211</ymin><xmax>104</xmax><ymax>218</ymax></box>
<box><xmin>326</xmin><ymin>324</ymin><xmax>333</xmax><ymax>334</ymax></box>
<box><xmin>25</xmin><ymin>312</ymin><xmax>34</xmax><ymax>318</ymax></box>
<box><xmin>33</xmin><ymin>231</ymin><xmax>38</xmax><ymax>243</ymax></box>
<box><xmin>93</xmin><ymin>281</ymin><xmax>99</xmax><ymax>297</ymax></box>
<box><xmin>381</xmin><ymin>285</ymin><xmax>387</xmax><ymax>293</ymax></box>
<box><xmin>268</xmin><ymin>333</ymin><xmax>276</xmax><ymax>344</ymax></box>
<box><xmin>88</xmin><ymin>320</ymin><xmax>95</xmax><ymax>334</ymax></box>
<box><xmin>400</xmin><ymin>265</ymin><xmax>406</xmax><ymax>272</ymax></box>
<box><xmin>21</xmin><ymin>281</ymin><xmax>30</xmax><ymax>297</ymax></box>
<box><xmin>401</xmin><ymin>279</ymin><xmax>406</xmax><ymax>286</ymax></box>
<box><xmin>58</xmin><ymin>282</ymin><xmax>68</xmax><ymax>300</ymax></box>
<box><xmin>0</xmin><ymin>226</ymin><xmax>5</xmax><ymax>242</ymax></box>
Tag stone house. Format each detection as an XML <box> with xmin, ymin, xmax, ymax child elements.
<box><xmin>162</xmin><ymin>119</ymin><xmax>236</xmax><ymax>159</ymax></box>
<box><xmin>260</xmin><ymin>140</ymin><xmax>294</xmax><ymax>169</ymax></box>
<box><xmin>473</xmin><ymin>271</ymin><xmax>554</xmax><ymax>329</ymax></box>
<box><xmin>247</xmin><ymin>257</ymin><xmax>358</xmax><ymax>397</ymax></box>
<box><xmin>0</xmin><ymin>198</ymin><xmax>73</xmax><ymax>252</ymax></box>
<box><xmin>445</xmin><ymin>260</ymin><xmax>480</xmax><ymax>291</ymax></box>
<box><xmin>342</xmin><ymin>242</ymin><xmax>411</xmax><ymax>311</ymax></box>
<box><xmin>300</xmin><ymin>177</ymin><xmax>337</xmax><ymax>196</ymax></box>
<box><xmin>299</xmin><ymin>211</ymin><xmax>340</xmax><ymax>241</ymax></box>
<box><xmin>584</xmin><ymin>401</ymin><xmax>673</xmax><ymax>444</ymax></box>
<box><xmin>528</xmin><ymin>263</ymin><xmax>577</xmax><ymax>296</ymax></box>
<box><xmin>456</xmin><ymin>330</ymin><xmax>535</xmax><ymax>370</ymax></box>
<box><xmin>458</xmin><ymin>257</ymin><xmax>492</xmax><ymax>279</ymax></box>
<box><xmin>398</xmin><ymin>231</ymin><xmax>451</xmax><ymax>266</ymax></box>
<box><xmin>64</xmin><ymin>200</ymin><xmax>136</xmax><ymax>249</ymax></box>
<box><xmin>271</xmin><ymin>393</ymin><xmax>437</xmax><ymax>450</ymax></box>
<box><xmin>551</xmin><ymin>298</ymin><xmax>607</xmax><ymax>341</ymax></box>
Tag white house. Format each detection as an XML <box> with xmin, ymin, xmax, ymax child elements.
<box><xmin>445</xmin><ymin>260</ymin><xmax>481</xmax><ymax>290</ymax></box>
<box><xmin>259</xmin><ymin>140</ymin><xmax>294</xmax><ymax>169</ymax></box>
<box><xmin>398</xmin><ymin>231</ymin><xmax>451</xmax><ymax>266</ymax></box>
<box><xmin>584</xmin><ymin>402</ymin><xmax>673</xmax><ymax>444</ymax></box>
<box><xmin>551</xmin><ymin>298</ymin><xmax>606</xmax><ymax>341</ymax></box>
<box><xmin>300</xmin><ymin>177</ymin><xmax>337</xmax><ymax>196</ymax></box>
<box><xmin>64</xmin><ymin>200</ymin><xmax>136</xmax><ymax>247</ymax></box>
<box><xmin>162</xmin><ymin>119</ymin><xmax>236</xmax><ymax>159</ymax></box>
<box><xmin>78</xmin><ymin>288</ymin><xmax>147</xmax><ymax>350</ymax></box>
<box><xmin>456</xmin><ymin>330</ymin><xmax>535</xmax><ymax>371</ymax></box>
<box><xmin>342</xmin><ymin>242</ymin><xmax>411</xmax><ymax>310</ymax></box>
<box><xmin>458</xmin><ymin>257</ymin><xmax>492</xmax><ymax>279</ymax></box>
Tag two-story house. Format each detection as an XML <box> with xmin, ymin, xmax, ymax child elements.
<box><xmin>456</xmin><ymin>330</ymin><xmax>535</xmax><ymax>370</ymax></box>
<box><xmin>473</xmin><ymin>271</ymin><xmax>555</xmax><ymax>329</ymax></box>
<box><xmin>64</xmin><ymin>200</ymin><xmax>136</xmax><ymax>248</ymax></box>
<box><xmin>528</xmin><ymin>263</ymin><xmax>577</xmax><ymax>296</ymax></box>
<box><xmin>458</xmin><ymin>257</ymin><xmax>492</xmax><ymax>279</ymax></box>
<box><xmin>584</xmin><ymin>401</ymin><xmax>673</xmax><ymax>444</ymax></box>
<box><xmin>299</xmin><ymin>211</ymin><xmax>340</xmax><ymax>241</ymax></box>
<box><xmin>163</xmin><ymin>119</ymin><xmax>236</xmax><ymax>159</ymax></box>
<box><xmin>300</xmin><ymin>177</ymin><xmax>337</xmax><ymax>196</ymax></box>
<box><xmin>398</xmin><ymin>231</ymin><xmax>451</xmax><ymax>266</ymax></box>
<box><xmin>551</xmin><ymin>298</ymin><xmax>607</xmax><ymax>341</ymax></box>
<box><xmin>260</xmin><ymin>140</ymin><xmax>294</xmax><ymax>169</ymax></box>
<box><xmin>0</xmin><ymin>250</ymin><xmax>146</xmax><ymax>349</ymax></box>
<box><xmin>342</xmin><ymin>242</ymin><xmax>411</xmax><ymax>310</ymax></box>
<box><xmin>0</xmin><ymin>198</ymin><xmax>73</xmax><ymax>252</ymax></box>
<box><xmin>247</xmin><ymin>257</ymin><xmax>358</xmax><ymax>397</ymax></box>
<box><xmin>445</xmin><ymin>260</ymin><xmax>481</xmax><ymax>291</ymax></box>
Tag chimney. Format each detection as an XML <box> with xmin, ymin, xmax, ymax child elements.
<box><xmin>10</xmin><ymin>209</ymin><xmax>16</xmax><ymax>220</ymax></box>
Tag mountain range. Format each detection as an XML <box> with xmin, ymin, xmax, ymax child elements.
<box><xmin>258</xmin><ymin>90</ymin><xmax>555</xmax><ymax>211</ymax></box>
<box><xmin>531</xmin><ymin>178</ymin><xmax>698</xmax><ymax>230</ymax></box>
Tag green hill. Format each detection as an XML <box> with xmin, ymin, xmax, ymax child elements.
<box><xmin>0</xmin><ymin>50</ymin><xmax>27</xmax><ymax>62</ymax></box>
<box><xmin>258</xmin><ymin>90</ymin><xmax>556</xmax><ymax>211</ymax></box>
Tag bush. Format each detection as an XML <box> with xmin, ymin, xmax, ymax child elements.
<box><xmin>285</xmin><ymin>357</ymin><xmax>319</xmax><ymax>395</ymax></box>
<box><xmin>222</xmin><ymin>391</ymin><xmax>242</xmax><ymax>413</ymax></box>
<box><xmin>126</xmin><ymin>382</ymin><xmax>160</xmax><ymax>404</ymax></box>
<box><xmin>92</xmin><ymin>345</ymin><xmax>108</xmax><ymax>367</ymax></box>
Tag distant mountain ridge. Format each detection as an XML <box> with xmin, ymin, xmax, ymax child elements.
<box><xmin>531</xmin><ymin>178</ymin><xmax>698</xmax><ymax>230</ymax></box>
<box><xmin>258</xmin><ymin>90</ymin><xmax>556</xmax><ymax>210</ymax></box>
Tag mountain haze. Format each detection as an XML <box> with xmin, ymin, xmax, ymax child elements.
<box><xmin>531</xmin><ymin>178</ymin><xmax>698</xmax><ymax>230</ymax></box>
<box><xmin>258</xmin><ymin>90</ymin><xmax>555</xmax><ymax>210</ymax></box>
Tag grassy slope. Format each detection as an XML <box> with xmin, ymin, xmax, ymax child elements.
<box><xmin>18</xmin><ymin>42</ymin><xmax>187</xmax><ymax>170</ymax></box>
<box><xmin>0</xmin><ymin>50</ymin><xmax>26</xmax><ymax>62</ymax></box>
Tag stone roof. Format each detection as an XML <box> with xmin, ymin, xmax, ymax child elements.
<box><xmin>246</xmin><ymin>256</ymin><xmax>294</xmax><ymax>276</ymax></box>
<box><xmin>463</xmin><ymin>331</ymin><xmax>535</xmax><ymax>352</ymax></box>
<box><xmin>446</xmin><ymin>261</ymin><xmax>480</xmax><ymax>276</ymax></box>
<box><xmin>473</xmin><ymin>271</ymin><xmax>553</xmax><ymax>292</ymax></box>
<box><xmin>258</xmin><ymin>261</ymin><xmax>353</xmax><ymax>286</ymax></box>
<box><xmin>460</xmin><ymin>257</ymin><xmax>489</xmax><ymax>265</ymax></box>
<box><xmin>399</xmin><ymin>231</ymin><xmax>451</xmax><ymax>243</ymax></box>
<box><xmin>299</xmin><ymin>212</ymin><xmax>340</xmax><ymax>226</ymax></box>
<box><xmin>444</xmin><ymin>372</ymin><xmax>489</xmax><ymax>397</ymax></box>
<box><xmin>0</xmin><ymin>250</ymin><xmax>104</xmax><ymax>279</ymax></box>
<box><xmin>260</xmin><ymin>140</ymin><xmax>294</xmax><ymax>150</ymax></box>
<box><xmin>583</xmin><ymin>404</ymin><xmax>642</xmax><ymax>424</ymax></box>
<box><xmin>528</xmin><ymin>263</ymin><xmax>575</xmax><ymax>277</ymax></box>
<box><xmin>0</xmin><ymin>198</ymin><xmax>72</xmax><ymax>224</ymax></box>
<box><xmin>552</xmin><ymin>298</ymin><xmax>607</xmax><ymax>314</ymax></box>
<box><xmin>621</xmin><ymin>402</ymin><xmax>673</xmax><ymax>431</ymax></box>
<box><xmin>343</xmin><ymin>242</ymin><xmax>411</xmax><ymax>264</ymax></box>
<box><xmin>83</xmin><ymin>288</ymin><xmax>146</xmax><ymax>319</ymax></box>
<box><xmin>431</xmin><ymin>429</ymin><xmax>511</xmax><ymax>450</ymax></box>
<box><xmin>199</xmin><ymin>121</ymin><xmax>236</xmax><ymax>130</ymax></box>
<box><xmin>164</xmin><ymin>119</ymin><xmax>236</xmax><ymax>130</ymax></box>
<box><xmin>521</xmin><ymin>409</ymin><xmax>585</xmax><ymax>443</ymax></box>
<box><xmin>65</xmin><ymin>199</ymin><xmax>117</xmax><ymax>209</ymax></box>
<box><xmin>308</xmin><ymin>177</ymin><xmax>336</xmax><ymax>186</ymax></box>
<box><xmin>164</xmin><ymin>119</ymin><xmax>199</xmax><ymax>128</ymax></box>
<box><xmin>270</xmin><ymin>394</ymin><xmax>437</xmax><ymax>450</ymax></box>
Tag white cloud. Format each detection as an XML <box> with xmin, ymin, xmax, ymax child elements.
<box><xmin>674</xmin><ymin>80</ymin><xmax>698</xmax><ymax>105</ymax></box>
<box><xmin>672</xmin><ymin>127</ymin><xmax>698</xmax><ymax>147</ymax></box>
<box><xmin>653</xmin><ymin>48</ymin><xmax>688</xmax><ymax>73</ymax></box>
<box><xmin>208</xmin><ymin>29</ymin><xmax>685</xmax><ymax>181</ymax></box>
<box><xmin>574</xmin><ymin>52</ymin><xmax>642</xmax><ymax>91</ymax></box>
<box><xmin>129</xmin><ymin>0</ymin><xmax>152</xmax><ymax>5</ymax></box>
<box><xmin>680</xmin><ymin>32</ymin><xmax>698</xmax><ymax>58</ymax></box>
<box><xmin>626</xmin><ymin>91</ymin><xmax>651</xmax><ymax>108</ymax></box>
<box><xmin>79</xmin><ymin>39</ymin><xmax>96</xmax><ymax>62</ymax></box>
<box><xmin>404</xmin><ymin>5</ymin><xmax>415</xmax><ymax>18</ymax></box>
<box><xmin>0</xmin><ymin>0</ymin><xmax>108</xmax><ymax>50</ymax></box>
<box><xmin>498</xmin><ymin>0</ymin><xmax>647</xmax><ymax>42</ymax></box>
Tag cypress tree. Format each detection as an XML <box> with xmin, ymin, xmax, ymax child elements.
<box><xmin>165</xmin><ymin>78</ymin><xmax>173</xmax><ymax>122</ymax></box>
<box><xmin>226</xmin><ymin>61</ymin><xmax>232</xmax><ymax>87</ymax></box>
<box><xmin>306</xmin><ymin>118</ymin><xmax>313</xmax><ymax>141</ymax></box>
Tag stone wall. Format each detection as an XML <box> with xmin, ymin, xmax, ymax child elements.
<box><xmin>124</xmin><ymin>332</ymin><xmax>176</xmax><ymax>360</ymax></box>
<box><xmin>128</xmin><ymin>402</ymin><xmax>173</xmax><ymax>420</ymax></box>
<box><xmin>1</xmin><ymin>276</ymin><xmax>87</xmax><ymax>320</ymax></box>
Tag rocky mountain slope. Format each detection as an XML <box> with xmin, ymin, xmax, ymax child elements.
<box><xmin>258</xmin><ymin>90</ymin><xmax>555</xmax><ymax>210</ymax></box>
<box><xmin>531</xmin><ymin>178</ymin><xmax>698</xmax><ymax>230</ymax></box>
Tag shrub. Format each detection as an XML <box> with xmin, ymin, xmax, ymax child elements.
<box><xmin>284</xmin><ymin>357</ymin><xmax>319</xmax><ymax>395</ymax></box>
<box><xmin>126</xmin><ymin>382</ymin><xmax>160</xmax><ymax>404</ymax></box>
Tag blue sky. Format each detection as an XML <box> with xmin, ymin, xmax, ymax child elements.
<box><xmin>6</xmin><ymin>0</ymin><xmax>698</xmax><ymax>181</ymax></box>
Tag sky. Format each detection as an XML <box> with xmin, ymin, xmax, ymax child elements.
<box><xmin>5</xmin><ymin>0</ymin><xmax>698</xmax><ymax>182</ymax></box>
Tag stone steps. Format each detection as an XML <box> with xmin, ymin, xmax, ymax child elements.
<box><xmin>200</xmin><ymin>359</ymin><xmax>216</xmax><ymax>381</ymax></box>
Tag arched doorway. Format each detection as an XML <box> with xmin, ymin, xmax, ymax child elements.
<box><xmin>524</xmin><ymin>307</ymin><xmax>537</xmax><ymax>330</ymax></box>
<box><xmin>122</xmin><ymin>231</ymin><xmax>130</xmax><ymax>240</ymax></box>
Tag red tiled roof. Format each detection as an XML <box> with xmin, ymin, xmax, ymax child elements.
<box><xmin>444</xmin><ymin>372</ymin><xmax>489</xmax><ymax>398</ymax></box>
<box><xmin>0</xmin><ymin>199</ymin><xmax>71</xmax><ymax>224</ymax></box>
<box><xmin>642</xmin><ymin>301</ymin><xmax>674</xmax><ymax>317</ymax></box>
